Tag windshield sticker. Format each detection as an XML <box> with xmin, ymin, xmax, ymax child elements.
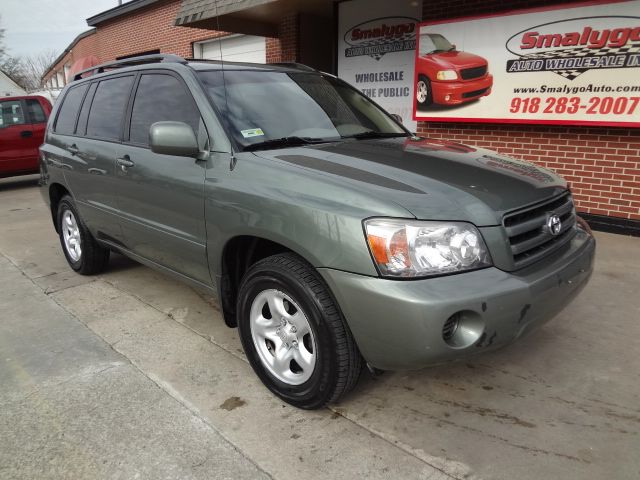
<box><xmin>241</xmin><ymin>128</ymin><xmax>265</xmax><ymax>138</ymax></box>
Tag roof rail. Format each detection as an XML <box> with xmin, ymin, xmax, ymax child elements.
<box><xmin>269</xmin><ymin>62</ymin><xmax>318</xmax><ymax>72</ymax></box>
<box><xmin>183</xmin><ymin>58</ymin><xmax>318</xmax><ymax>71</ymax></box>
<box><xmin>73</xmin><ymin>54</ymin><xmax>187</xmax><ymax>81</ymax></box>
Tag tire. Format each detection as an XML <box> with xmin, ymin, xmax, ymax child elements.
<box><xmin>416</xmin><ymin>75</ymin><xmax>432</xmax><ymax>107</ymax></box>
<box><xmin>57</xmin><ymin>195</ymin><xmax>110</xmax><ymax>275</ymax></box>
<box><xmin>237</xmin><ymin>253</ymin><xmax>362</xmax><ymax>409</ymax></box>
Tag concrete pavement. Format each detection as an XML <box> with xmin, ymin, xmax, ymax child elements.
<box><xmin>0</xmin><ymin>242</ymin><xmax>269</xmax><ymax>479</ymax></box>
<box><xmin>1</xmin><ymin>175</ymin><xmax>639</xmax><ymax>479</ymax></box>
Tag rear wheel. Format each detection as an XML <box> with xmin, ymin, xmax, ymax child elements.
<box><xmin>237</xmin><ymin>253</ymin><xmax>362</xmax><ymax>409</ymax></box>
<box><xmin>57</xmin><ymin>195</ymin><xmax>110</xmax><ymax>275</ymax></box>
<box><xmin>416</xmin><ymin>75</ymin><xmax>432</xmax><ymax>107</ymax></box>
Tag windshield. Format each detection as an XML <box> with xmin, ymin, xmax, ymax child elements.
<box><xmin>198</xmin><ymin>70</ymin><xmax>407</xmax><ymax>149</ymax></box>
<box><xmin>419</xmin><ymin>33</ymin><xmax>454</xmax><ymax>55</ymax></box>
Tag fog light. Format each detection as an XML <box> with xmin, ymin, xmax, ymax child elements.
<box><xmin>442</xmin><ymin>314</ymin><xmax>459</xmax><ymax>341</ymax></box>
<box><xmin>442</xmin><ymin>311</ymin><xmax>485</xmax><ymax>348</ymax></box>
<box><xmin>445</xmin><ymin>94</ymin><xmax>451</xmax><ymax>102</ymax></box>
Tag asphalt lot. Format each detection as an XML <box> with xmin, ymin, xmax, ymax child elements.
<box><xmin>1</xmin><ymin>175</ymin><xmax>639</xmax><ymax>480</ymax></box>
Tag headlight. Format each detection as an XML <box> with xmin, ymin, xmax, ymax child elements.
<box><xmin>364</xmin><ymin>219</ymin><xmax>492</xmax><ymax>278</ymax></box>
<box><xmin>436</xmin><ymin>70</ymin><xmax>458</xmax><ymax>80</ymax></box>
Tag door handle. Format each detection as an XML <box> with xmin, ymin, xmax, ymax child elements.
<box><xmin>20</xmin><ymin>130</ymin><xmax>33</xmax><ymax>138</ymax></box>
<box><xmin>116</xmin><ymin>155</ymin><xmax>135</xmax><ymax>171</ymax></box>
<box><xmin>68</xmin><ymin>144</ymin><xmax>79</xmax><ymax>156</ymax></box>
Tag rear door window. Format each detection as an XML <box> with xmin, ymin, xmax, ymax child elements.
<box><xmin>0</xmin><ymin>100</ymin><xmax>27</xmax><ymax>128</ymax></box>
<box><xmin>128</xmin><ymin>74</ymin><xmax>200</xmax><ymax>146</ymax></box>
<box><xmin>55</xmin><ymin>84</ymin><xmax>88</xmax><ymax>135</ymax></box>
<box><xmin>86</xmin><ymin>75</ymin><xmax>134</xmax><ymax>141</ymax></box>
<box><xmin>76</xmin><ymin>83</ymin><xmax>98</xmax><ymax>136</ymax></box>
<box><xmin>26</xmin><ymin>99</ymin><xmax>47</xmax><ymax>123</ymax></box>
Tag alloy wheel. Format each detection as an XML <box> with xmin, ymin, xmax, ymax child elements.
<box><xmin>62</xmin><ymin>210</ymin><xmax>82</xmax><ymax>262</ymax></box>
<box><xmin>249</xmin><ymin>288</ymin><xmax>316</xmax><ymax>385</ymax></box>
<box><xmin>416</xmin><ymin>80</ymin><xmax>429</xmax><ymax>104</ymax></box>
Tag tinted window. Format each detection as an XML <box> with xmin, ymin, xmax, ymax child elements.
<box><xmin>0</xmin><ymin>100</ymin><xmax>26</xmax><ymax>128</ymax></box>
<box><xmin>55</xmin><ymin>85</ymin><xmax>88</xmax><ymax>134</ymax></box>
<box><xmin>76</xmin><ymin>83</ymin><xmax>98</xmax><ymax>136</ymax></box>
<box><xmin>129</xmin><ymin>74</ymin><xmax>199</xmax><ymax>145</ymax></box>
<box><xmin>86</xmin><ymin>76</ymin><xmax>134</xmax><ymax>140</ymax></box>
<box><xmin>26</xmin><ymin>99</ymin><xmax>47</xmax><ymax>123</ymax></box>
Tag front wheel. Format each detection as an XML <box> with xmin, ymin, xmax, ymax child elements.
<box><xmin>237</xmin><ymin>253</ymin><xmax>362</xmax><ymax>409</ymax></box>
<box><xmin>416</xmin><ymin>75</ymin><xmax>432</xmax><ymax>107</ymax></box>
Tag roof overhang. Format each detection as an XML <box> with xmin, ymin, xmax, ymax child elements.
<box><xmin>174</xmin><ymin>0</ymin><xmax>333</xmax><ymax>37</ymax></box>
<box><xmin>41</xmin><ymin>28</ymin><xmax>97</xmax><ymax>81</ymax></box>
<box><xmin>87</xmin><ymin>0</ymin><xmax>162</xmax><ymax>26</ymax></box>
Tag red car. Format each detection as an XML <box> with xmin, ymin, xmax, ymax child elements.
<box><xmin>0</xmin><ymin>95</ymin><xmax>52</xmax><ymax>178</ymax></box>
<box><xmin>415</xmin><ymin>33</ymin><xmax>493</xmax><ymax>107</ymax></box>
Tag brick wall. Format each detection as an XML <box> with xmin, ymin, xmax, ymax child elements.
<box><xmin>420</xmin><ymin>0</ymin><xmax>640</xmax><ymax>221</ymax></box>
<box><xmin>265</xmin><ymin>14</ymin><xmax>299</xmax><ymax>63</ymax></box>
<box><xmin>43</xmin><ymin>0</ymin><xmax>286</xmax><ymax>84</ymax></box>
<box><xmin>90</xmin><ymin>0</ymin><xmax>228</xmax><ymax>60</ymax></box>
<box><xmin>42</xmin><ymin>0</ymin><xmax>639</xmax><ymax>221</ymax></box>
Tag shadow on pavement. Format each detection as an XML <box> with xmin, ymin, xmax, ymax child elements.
<box><xmin>0</xmin><ymin>175</ymin><xmax>40</xmax><ymax>192</ymax></box>
<box><xmin>107</xmin><ymin>252</ymin><xmax>143</xmax><ymax>273</ymax></box>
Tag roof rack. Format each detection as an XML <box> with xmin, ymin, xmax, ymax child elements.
<box><xmin>73</xmin><ymin>54</ymin><xmax>187</xmax><ymax>81</ymax></box>
<box><xmin>183</xmin><ymin>59</ymin><xmax>318</xmax><ymax>71</ymax></box>
<box><xmin>269</xmin><ymin>62</ymin><xmax>318</xmax><ymax>72</ymax></box>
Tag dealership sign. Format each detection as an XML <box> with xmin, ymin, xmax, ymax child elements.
<box><xmin>413</xmin><ymin>0</ymin><xmax>640</xmax><ymax>126</ymax></box>
<box><xmin>338</xmin><ymin>0</ymin><xmax>422</xmax><ymax>130</ymax></box>
<box><xmin>506</xmin><ymin>19</ymin><xmax>640</xmax><ymax>79</ymax></box>
<box><xmin>344</xmin><ymin>17</ymin><xmax>417</xmax><ymax>60</ymax></box>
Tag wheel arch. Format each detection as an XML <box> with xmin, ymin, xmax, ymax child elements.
<box><xmin>216</xmin><ymin>235</ymin><xmax>317</xmax><ymax>328</ymax></box>
<box><xmin>49</xmin><ymin>183</ymin><xmax>71</xmax><ymax>233</ymax></box>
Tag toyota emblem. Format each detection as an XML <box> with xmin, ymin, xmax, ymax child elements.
<box><xmin>547</xmin><ymin>214</ymin><xmax>562</xmax><ymax>236</ymax></box>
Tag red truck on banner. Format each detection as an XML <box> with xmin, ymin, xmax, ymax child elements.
<box><xmin>413</xmin><ymin>1</ymin><xmax>640</xmax><ymax>127</ymax></box>
<box><xmin>415</xmin><ymin>32</ymin><xmax>493</xmax><ymax>107</ymax></box>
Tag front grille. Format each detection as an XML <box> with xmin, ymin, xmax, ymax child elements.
<box><xmin>462</xmin><ymin>87</ymin><xmax>489</xmax><ymax>98</ymax></box>
<box><xmin>460</xmin><ymin>65</ymin><xmax>487</xmax><ymax>80</ymax></box>
<box><xmin>503</xmin><ymin>192</ymin><xmax>577</xmax><ymax>269</ymax></box>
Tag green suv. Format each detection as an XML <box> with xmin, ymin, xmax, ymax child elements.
<box><xmin>40</xmin><ymin>54</ymin><xmax>595</xmax><ymax>409</ymax></box>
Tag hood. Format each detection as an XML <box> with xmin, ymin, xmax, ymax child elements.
<box><xmin>425</xmin><ymin>50</ymin><xmax>487</xmax><ymax>70</ymax></box>
<box><xmin>253</xmin><ymin>137</ymin><xmax>567</xmax><ymax>226</ymax></box>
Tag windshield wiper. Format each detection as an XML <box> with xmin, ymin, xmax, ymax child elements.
<box><xmin>243</xmin><ymin>136</ymin><xmax>331</xmax><ymax>152</ymax></box>
<box><xmin>342</xmin><ymin>131</ymin><xmax>409</xmax><ymax>140</ymax></box>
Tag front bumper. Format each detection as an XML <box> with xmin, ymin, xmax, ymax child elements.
<box><xmin>319</xmin><ymin>228</ymin><xmax>595</xmax><ymax>370</ymax></box>
<box><xmin>431</xmin><ymin>74</ymin><xmax>493</xmax><ymax>105</ymax></box>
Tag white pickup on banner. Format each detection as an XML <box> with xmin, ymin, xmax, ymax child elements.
<box><xmin>338</xmin><ymin>0</ymin><xmax>422</xmax><ymax>131</ymax></box>
<box><xmin>413</xmin><ymin>0</ymin><xmax>640</xmax><ymax>126</ymax></box>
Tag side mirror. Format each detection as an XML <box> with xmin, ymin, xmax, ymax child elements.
<box><xmin>149</xmin><ymin>121</ymin><xmax>199</xmax><ymax>157</ymax></box>
<box><xmin>390</xmin><ymin>113</ymin><xmax>403</xmax><ymax>124</ymax></box>
<box><xmin>451</xmin><ymin>44</ymin><xmax>457</xmax><ymax>50</ymax></box>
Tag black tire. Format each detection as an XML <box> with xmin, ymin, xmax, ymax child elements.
<box><xmin>57</xmin><ymin>195</ymin><xmax>110</xmax><ymax>275</ymax></box>
<box><xmin>416</xmin><ymin>75</ymin><xmax>432</xmax><ymax>107</ymax></box>
<box><xmin>237</xmin><ymin>253</ymin><xmax>362</xmax><ymax>409</ymax></box>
